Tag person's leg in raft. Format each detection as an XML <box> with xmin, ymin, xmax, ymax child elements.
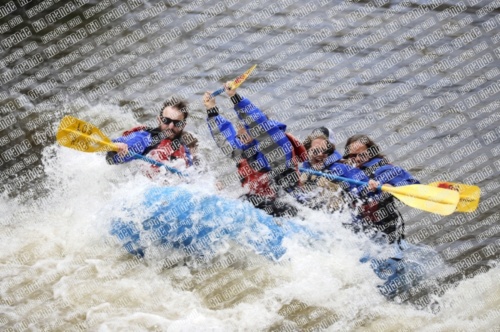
<box><xmin>242</xmin><ymin>194</ymin><xmax>298</xmax><ymax>218</ymax></box>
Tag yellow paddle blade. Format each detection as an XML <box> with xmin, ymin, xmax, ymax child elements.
<box><xmin>428</xmin><ymin>182</ymin><xmax>480</xmax><ymax>213</ymax></box>
<box><xmin>382</xmin><ymin>184</ymin><xmax>460</xmax><ymax>216</ymax></box>
<box><xmin>230</xmin><ymin>64</ymin><xmax>257</xmax><ymax>89</ymax></box>
<box><xmin>56</xmin><ymin>116</ymin><xmax>118</xmax><ymax>153</ymax></box>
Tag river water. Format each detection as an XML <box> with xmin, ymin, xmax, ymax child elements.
<box><xmin>1</xmin><ymin>0</ymin><xmax>499</xmax><ymax>330</ymax></box>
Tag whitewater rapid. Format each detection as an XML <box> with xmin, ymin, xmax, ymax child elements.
<box><xmin>1</xmin><ymin>107</ymin><xmax>499</xmax><ymax>331</ymax></box>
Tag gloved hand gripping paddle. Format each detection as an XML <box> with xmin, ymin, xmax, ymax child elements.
<box><xmin>299</xmin><ymin>168</ymin><xmax>462</xmax><ymax>216</ymax></box>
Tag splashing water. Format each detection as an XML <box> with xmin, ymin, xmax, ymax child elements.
<box><xmin>1</xmin><ymin>108</ymin><xmax>499</xmax><ymax>331</ymax></box>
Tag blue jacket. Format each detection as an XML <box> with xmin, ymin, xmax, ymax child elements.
<box><xmin>359</xmin><ymin>157</ymin><xmax>419</xmax><ymax>187</ymax></box>
<box><xmin>106</xmin><ymin>127</ymin><xmax>193</xmax><ymax>166</ymax></box>
<box><xmin>302</xmin><ymin>150</ymin><xmax>370</xmax><ymax>192</ymax></box>
<box><xmin>206</xmin><ymin>95</ymin><xmax>295</xmax><ymax>174</ymax></box>
<box><xmin>108</xmin><ymin>130</ymin><xmax>151</xmax><ymax>164</ymax></box>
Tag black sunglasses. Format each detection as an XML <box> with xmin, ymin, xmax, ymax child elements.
<box><xmin>160</xmin><ymin>115</ymin><xmax>185</xmax><ymax>128</ymax></box>
<box><xmin>346</xmin><ymin>152</ymin><xmax>368</xmax><ymax>159</ymax></box>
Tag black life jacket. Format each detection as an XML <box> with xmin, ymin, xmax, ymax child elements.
<box><xmin>359</xmin><ymin>158</ymin><xmax>405</xmax><ymax>244</ymax></box>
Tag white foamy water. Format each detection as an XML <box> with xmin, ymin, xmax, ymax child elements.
<box><xmin>1</xmin><ymin>108</ymin><xmax>499</xmax><ymax>331</ymax></box>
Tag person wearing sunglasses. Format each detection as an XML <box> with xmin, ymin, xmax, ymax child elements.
<box><xmin>343</xmin><ymin>134</ymin><xmax>419</xmax><ymax>245</ymax></box>
<box><xmin>203</xmin><ymin>83</ymin><xmax>306</xmax><ymax>218</ymax></box>
<box><xmin>106</xmin><ymin>97</ymin><xmax>197</xmax><ymax>174</ymax></box>
<box><xmin>300</xmin><ymin>127</ymin><xmax>370</xmax><ymax>212</ymax></box>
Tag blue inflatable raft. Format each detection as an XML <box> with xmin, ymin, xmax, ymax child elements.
<box><xmin>110</xmin><ymin>186</ymin><xmax>437</xmax><ymax>301</ymax></box>
<box><xmin>110</xmin><ymin>186</ymin><xmax>312</xmax><ymax>261</ymax></box>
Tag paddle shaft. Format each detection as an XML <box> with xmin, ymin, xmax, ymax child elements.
<box><xmin>299</xmin><ymin>167</ymin><xmax>376</xmax><ymax>189</ymax></box>
<box><xmin>210</xmin><ymin>87</ymin><xmax>225</xmax><ymax>97</ymax></box>
<box><xmin>299</xmin><ymin>167</ymin><xmax>452</xmax><ymax>204</ymax></box>
<box><xmin>103</xmin><ymin>139</ymin><xmax>186</xmax><ymax>176</ymax></box>
<box><xmin>131</xmin><ymin>152</ymin><xmax>186</xmax><ymax>176</ymax></box>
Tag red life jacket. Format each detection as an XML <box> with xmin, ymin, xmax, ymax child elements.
<box><xmin>285</xmin><ymin>133</ymin><xmax>306</xmax><ymax>187</ymax></box>
<box><xmin>286</xmin><ymin>133</ymin><xmax>308</xmax><ymax>165</ymax></box>
<box><xmin>236</xmin><ymin>133</ymin><xmax>306</xmax><ymax>197</ymax></box>
<box><xmin>237</xmin><ymin>158</ymin><xmax>276</xmax><ymax>198</ymax></box>
<box><xmin>123</xmin><ymin>126</ymin><xmax>191</xmax><ymax>167</ymax></box>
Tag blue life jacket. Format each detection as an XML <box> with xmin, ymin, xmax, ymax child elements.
<box><xmin>360</xmin><ymin>157</ymin><xmax>419</xmax><ymax>187</ymax></box>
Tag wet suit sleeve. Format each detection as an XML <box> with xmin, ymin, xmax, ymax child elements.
<box><xmin>230</xmin><ymin>94</ymin><xmax>287</xmax><ymax>138</ymax></box>
<box><xmin>230</xmin><ymin>94</ymin><xmax>293</xmax><ymax>170</ymax></box>
<box><xmin>206</xmin><ymin>106</ymin><xmax>270</xmax><ymax>172</ymax></box>
<box><xmin>206</xmin><ymin>106</ymin><xmax>244</xmax><ymax>159</ymax></box>
<box><xmin>106</xmin><ymin>131</ymin><xmax>152</xmax><ymax>165</ymax></box>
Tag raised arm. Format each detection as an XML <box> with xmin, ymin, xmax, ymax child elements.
<box><xmin>223</xmin><ymin>84</ymin><xmax>293</xmax><ymax>170</ymax></box>
<box><xmin>224</xmin><ymin>83</ymin><xmax>286</xmax><ymax>137</ymax></box>
<box><xmin>204</xmin><ymin>91</ymin><xmax>245</xmax><ymax>160</ymax></box>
